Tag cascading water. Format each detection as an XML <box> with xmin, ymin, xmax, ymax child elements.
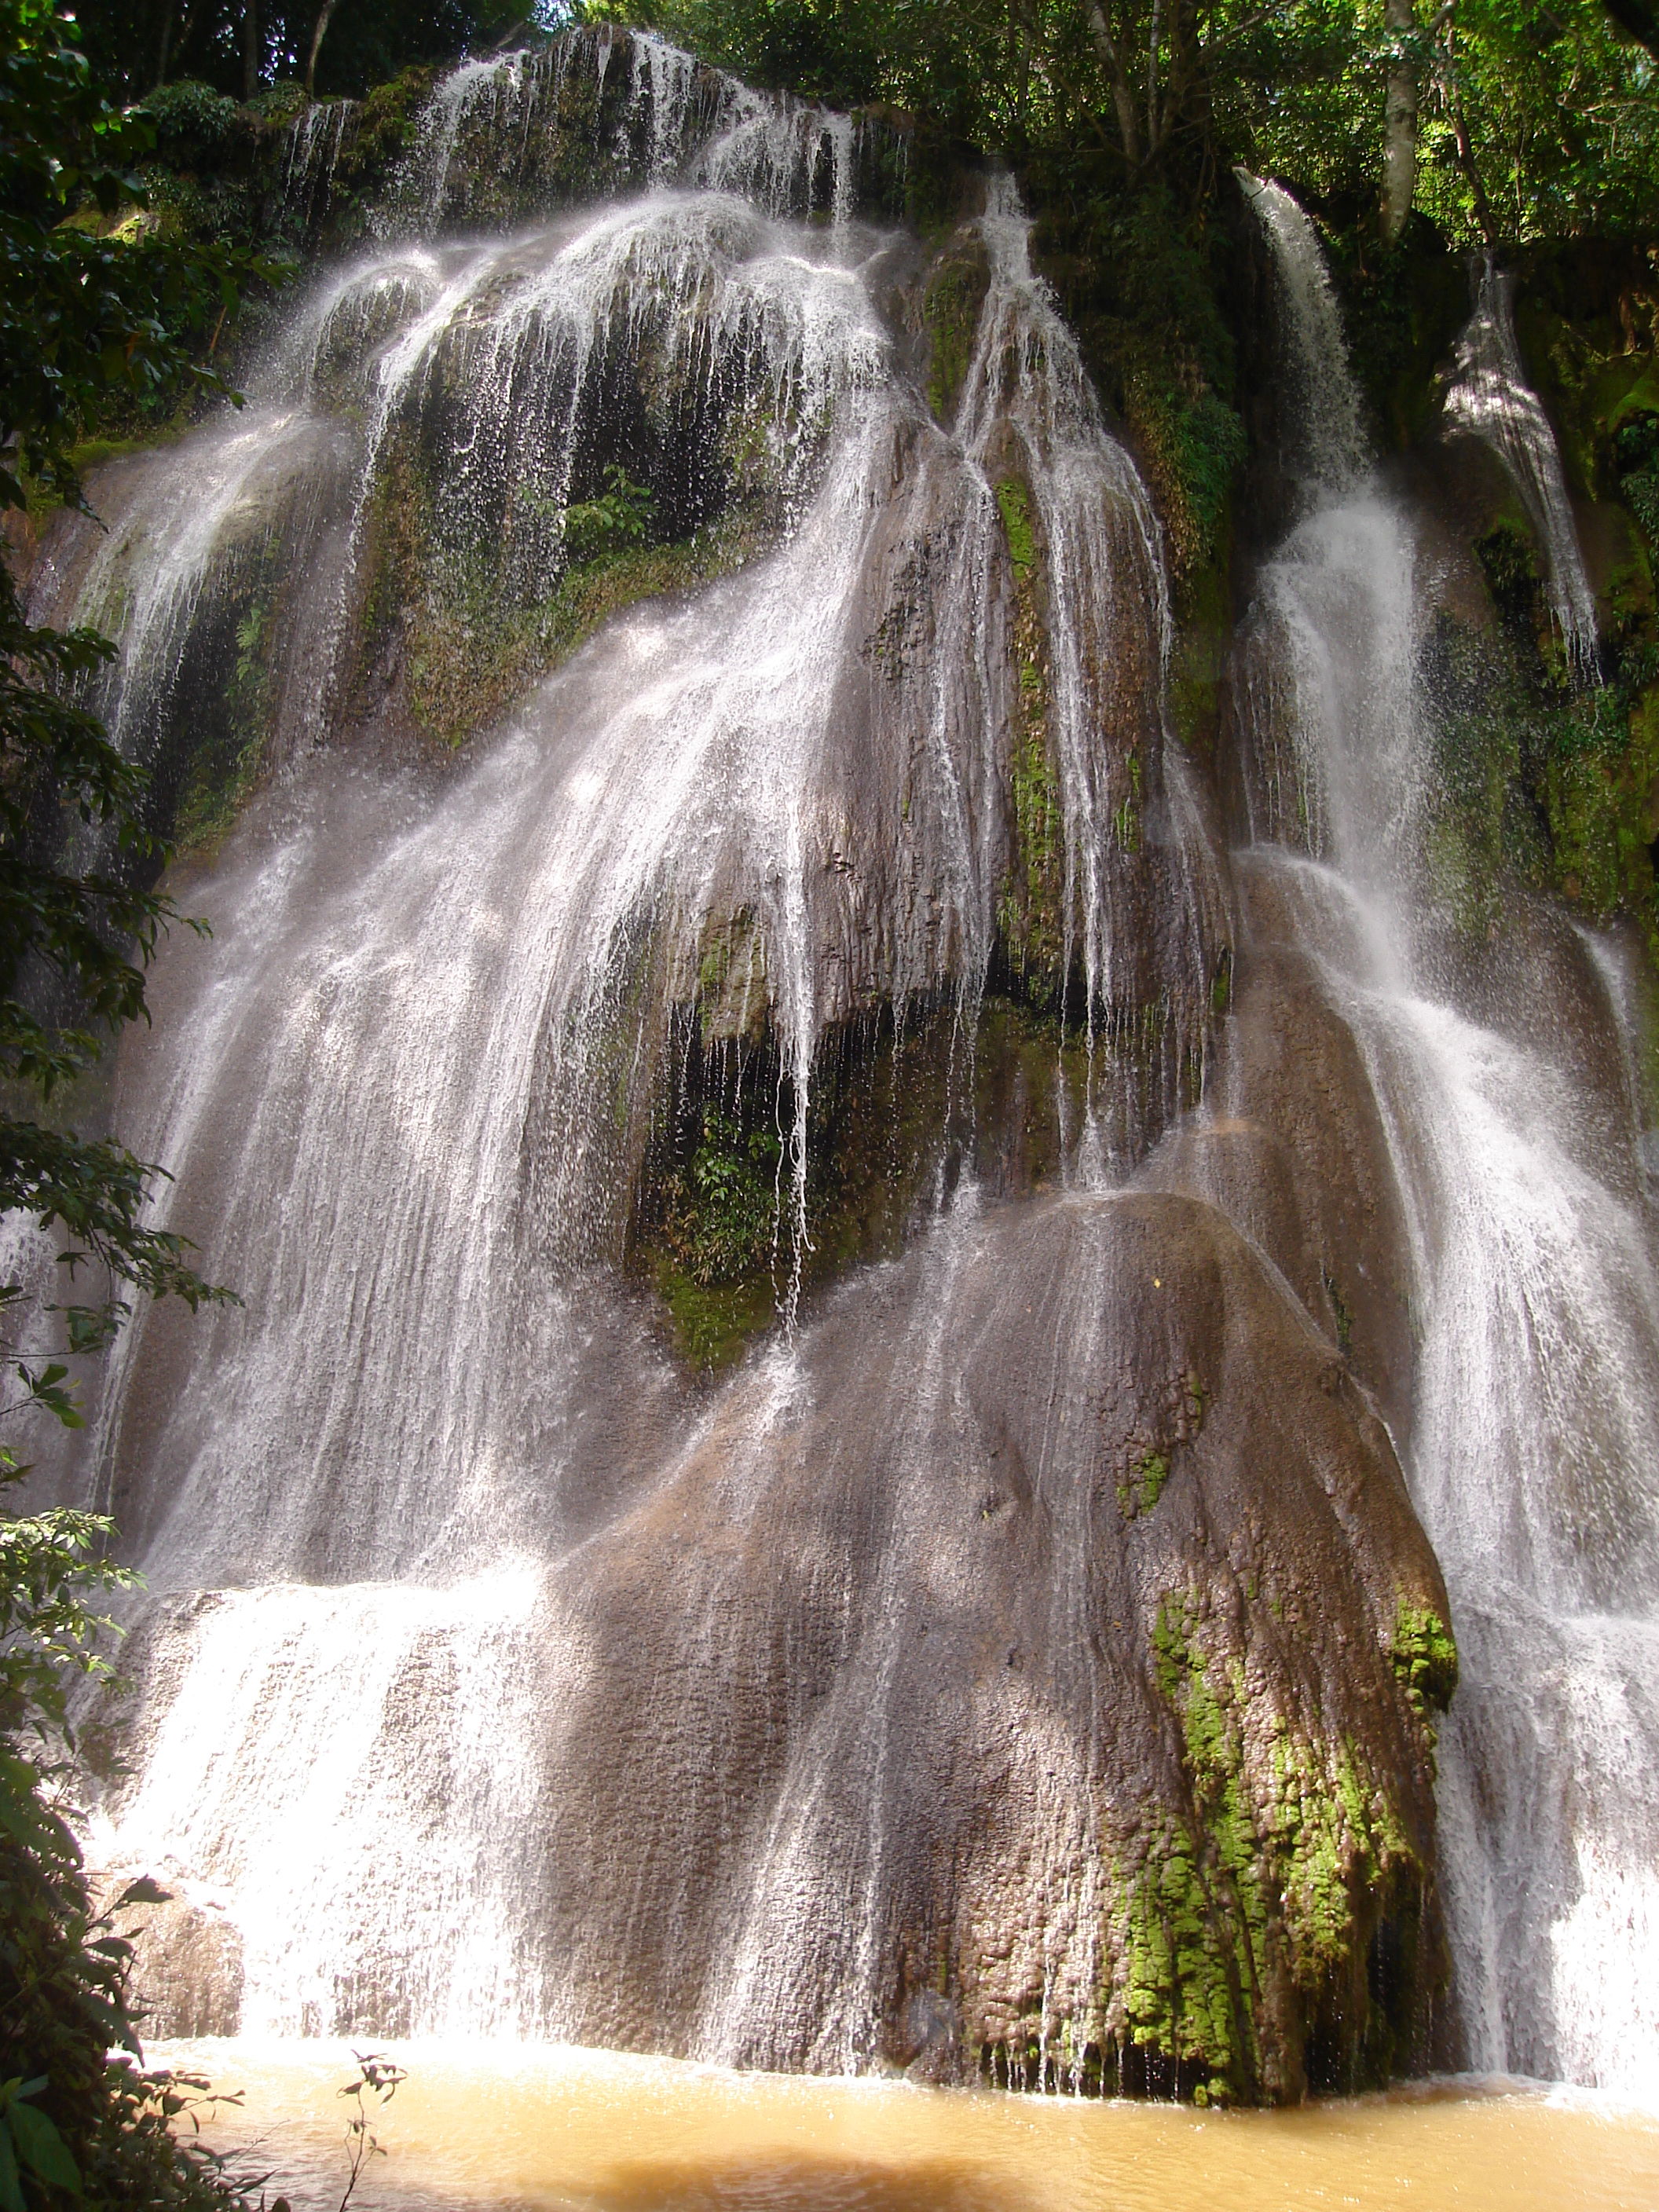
<box><xmin>31</xmin><ymin>42</ymin><xmax>1564</xmax><ymax>2103</ymax></box>
<box><xmin>1234</xmin><ymin>178</ymin><xmax>1659</xmax><ymax>2089</ymax></box>
<box><xmin>42</xmin><ymin>46</ymin><xmax>1333</xmax><ymax>2079</ymax></box>
<box><xmin>1233</xmin><ymin>172</ymin><xmax>1366</xmax><ymax>499</ymax></box>
<box><xmin>1443</xmin><ymin>259</ymin><xmax>1601</xmax><ymax>680</ymax></box>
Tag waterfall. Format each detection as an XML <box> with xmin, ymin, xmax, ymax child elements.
<box><xmin>958</xmin><ymin>178</ymin><xmax>1222</xmax><ymax>1172</ymax></box>
<box><xmin>1443</xmin><ymin>261</ymin><xmax>1600</xmax><ymax>681</ymax></box>
<box><xmin>42</xmin><ymin>50</ymin><xmax>1270</xmax><ymax>2072</ymax></box>
<box><xmin>1234</xmin><ymin>173</ymin><xmax>1366</xmax><ymax>499</ymax></box>
<box><xmin>1237</xmin><ymin>181</ymin><xmax>1659</xmax><ymax>2089</ymax></box>
<box><xmin>279</xmin><ymin>97</ymin><xmax>357</xmax><ymax>233</ymax></box>
<box><xmin>363</xmin><ymin>31</ymin><xmax>872</xmax><ymax>244</ymax></box>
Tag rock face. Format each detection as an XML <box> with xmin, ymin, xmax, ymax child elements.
<box><xmin>42</xmin><ymin>30</ymin><xmax>1659</xmax><ymax>2103</ymax></box>
<box><xmin>529</xmin><ymin>1188</ymin><xmax>1447</xmax><ymax>2103</ymax></box>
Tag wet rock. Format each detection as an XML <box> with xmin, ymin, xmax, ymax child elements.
<box><xmin>90</xmin><ymin>1876</ymin><xmax>244</xmax><ymax>2041</ymax></box>
<box><xmin>536</xmin><ymin>1188</ymin><xmax>1449</xmax><ymax>2103</ymax></box>
<box><xmin>1152</xmin><ymin>855</ymin><xmax>1417</xmax><ymax>1441</ymax></box>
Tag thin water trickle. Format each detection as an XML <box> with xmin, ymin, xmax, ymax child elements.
<box><xmin>1443</xmin><ymin>260</ymin><xmax>1601</xmax><ymax>681</ymax></box>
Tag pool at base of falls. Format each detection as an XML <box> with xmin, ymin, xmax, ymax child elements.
<box><xmin>154</xmin><ymin>2038</ymin><xmax>1659</xmax><ymax>2211</ymax></box>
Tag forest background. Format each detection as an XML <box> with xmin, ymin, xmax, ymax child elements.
<box><xmin>0</xmin><ymin>0</ymin><xmax>1656</xmax><ymax>2206</ymax></box>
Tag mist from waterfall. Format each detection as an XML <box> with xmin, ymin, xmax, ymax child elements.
<box><xmin>1237</xmin><ymin>178</ymin><xmax>1659</xmax><ymax>2089</ymax></box>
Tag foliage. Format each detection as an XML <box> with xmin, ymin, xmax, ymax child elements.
<box><xmin>0</xmin><ymin>2</ymin><xmax>260</xmax><ymax>1434</ymax></box>
<box><xmin>582</xmin><ymin>0</ymin><xmax>1659</xmax><ymax>247</ymax></box>
<box><xmin>0</xmin><ymin>10</ymin><xmax>278</xmax><ymax>2207</ymax></box>
<box><xmin>0</xmin><ymin>1500</ymin><xmax>137</xmax><ymax>1747</ymax></box>
<box><xmin>0</xmin><ymin>3</ymin><xmax>283</xmax><ymax>511</ymax></box>
<box><xmin>661</xmin><ymin>1108</ymin><xmax>783</xmax><ymax>1286</ymax></box>
<box><xmin>334</xmin><ymin>2053</ymin><xmax>405</xmax><ymax>2212</ymax></box>
<box><xmin>559</xmin><ymin>466</ymin><xmax>657</xmax><ymax>562</ymax></box>
<box><xmin>0</xmin><ymin>1509</ymin><xmax>284</xmax><ymax>2210</ymax></box>
<box><xmin>73</xmin><ymin>0</ymin><xmax>540</xmax><ymax>103</ymax></box>
<box><xmin>1412</xmin><ymin>2</ymin><xmax>1659</xmax><ymax>246</ymax></box>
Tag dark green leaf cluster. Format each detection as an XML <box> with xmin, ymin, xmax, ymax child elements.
<box><xmin>73</xmin><ymin>0</ymin><xmax>540</xmax><ymax>104</ymax></box>
<box><xmin>0</xmin><ymin>17</ymin><xmax>270</xmax><ymax>2201</ymax></box>
<box><xmin>662</xmin><ymin>1108</ymin><xmax>783</xmax><ymax>1285</ymax></box>
<box><xmin>0</xmin><ymin>3</ymin><xmax>255</xmax><ymax>1421</ymax></box>
<box><xmin>586</xmin><ymin>0</ymin><xmax>1659</xmax><ymax>245</ymax></box>
<box><xmin>0</xmin><ymin>1752</ymin><xmax>285</xmax><ymax>2211</ymax></box>
<box><xmin>0</xmin><ymin>2</ymin><xmax>290</xmax><ymax>514</ymax></box>
<box><xmin>561</xmin><ymin>465</ymin><xmax>657</xmax><ymax>562</ymax></box>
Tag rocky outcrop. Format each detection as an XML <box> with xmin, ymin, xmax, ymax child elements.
<box><xmin>527</xmin><ymin>1188</ymin><xmax>1448</xmax><ymax>2103</ymax></box>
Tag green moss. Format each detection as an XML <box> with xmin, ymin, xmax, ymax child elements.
<box><xmin>1111</xmin><ymin>752</ymin><xmax>1141</xmax><ymax>851</ymax></box>
<box><xmin>1121</xmin><ymin>369</ymin><xmax>1244</xmax><ymax>583</ymax></box>
<box><xmin>171</xmin><ymin>597</ymin><xmax>273</xmax><ymax>852</ymax></box>
<box><xmin>1123</xmin><ymin>1591</ymin><xmax>1433</xmax><ymax>2100</ymax></box>
<box><xmin>371</xmin><ymin>452</ymin><xmax>767</xmax><ymax>749</ymax></box>
<box><xmin>922</xmin><ymin>251</ymin><xmax>987</xmax><ymax>424</ymax></box>
<box><xmin>1026</xmin><ymin>174</ymin><xmax>1243</xmax><ymax>590</ymax></box>
<box><xmin>1135</xmin><ymin>1450</ymin><xmax>1170</xmax><ymax>1514</ymax></box>
<box><xmin>632</xmin><ymin>998</ymin><xmax>975</xmax><ymax>1374</ymax></box>
<box><xmin>1390</xmin><ymin>1602</ymin><xmax>1459</xmax><ymax>1720</ymax></box>
<box><xmin>649</xmin><ymin>1260</ymin><xmax>778</xmax><ymax>1374</ymax></box>
<box><xmin>1169</xmin><ymin>555</ymin><xmax>1231</xmax><ymax>753</ymax></box>
<box><xmin>995</xmin><ymin>477</ymin><xmax>1035</xmax><ymax>576</ymax></box>
<box><xmin>1541</xmin><ymin>674</ymin><xmax>1659</xmax><ymax>941</ymax></box>
<box><xmin>1322</xmin><ymin>1272</ymin><xmax>1355</xmax><ymax>1358</ymax></box>
<box><xmin>993</xmin><ymin>476</ymin><xmax>1071</xmax><ymax>998</ymax></box>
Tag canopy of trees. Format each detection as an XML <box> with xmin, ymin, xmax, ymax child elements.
<box><xmin>75</xmin><ymin>0</ymin><xmax>541</xmax><ymax>101</ymax></box>
<box><xmin>64</xmin><ymin>0</ymin><xmax>1659</xmax><ymax>244</ymax></box>
<box><xmin>584</xmin><ymin>0</ymin><xmax>1659</xmax><ymax>244</ymax></box>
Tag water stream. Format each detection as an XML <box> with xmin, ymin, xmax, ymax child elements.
<box><xmin>1233</xmin><ymin>182</ymin><xmax>1659</xmax><ymax>2091</ymax></box>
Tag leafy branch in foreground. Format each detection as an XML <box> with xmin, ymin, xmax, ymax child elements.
<box><xmin>0</xmin><ymin>2</ymin><xmax>269</xmax><ymax>1439</ymax></box>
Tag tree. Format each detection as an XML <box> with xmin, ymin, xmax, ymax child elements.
<box><xmin>0</xmin><ymin>0</ymin><xmax>276</xmax><ymax>1444</ymax></box>
<box><xmin>1380</xmin><ymin>0</ymin><xmax>1418</xmax><ymax>239</ymax></box>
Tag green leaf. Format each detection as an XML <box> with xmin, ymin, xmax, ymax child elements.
<box><xmin>7</xmin><ymin>2101</ymin><xmax>81</xmax><ymax>2194</ymax></box>
<box><xmin>0</xmin><ymin>2124</ymin><xmax>24</xmax><ymax>2212</ymax></box>
<box><xmin>110</xmin><ymin>1874</ymin><xmax>172</xmax><ymax>1909</ymax></box>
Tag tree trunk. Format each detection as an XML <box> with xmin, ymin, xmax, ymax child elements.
<box><xmin>306</xmin><ymin>0</ymin><xmax>341</xmax><ymax>96</ymax></box>
<box><xmin>154</xmin><ymin>0</ymin><xmax>176</xmax><ymax>89</ymax></box>
<box><xmin>1381</xmin><ymin>0</ymin><xmax>1419</xmax><ymax>242</ymax></box>
<box><xmin>242</xmin><ymin>0</ymin><xmax>260</xmax><ymax>100</ymax></box>
<box><xmin>1086</xmin><ymin>0</ymin><xmax>1141</xmax><ymax>165</ymax></box>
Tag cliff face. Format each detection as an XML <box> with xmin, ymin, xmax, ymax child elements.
<box><xmin>31</xmin><ymin>32</ymin><xmax>1659</xmax><ymax>2100</ymax></box>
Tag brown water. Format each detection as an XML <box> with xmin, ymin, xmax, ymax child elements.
<box><xmin>156</xmin><ymin>2041</ymin><xmax>1659</xmax><ymax>2211</ymax></box>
